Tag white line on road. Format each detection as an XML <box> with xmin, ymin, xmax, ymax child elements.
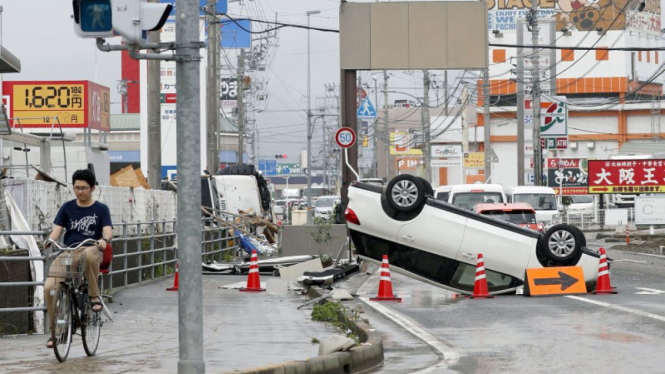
<box><xmin>634</xmin><ymin>287</ymin><xmax>665</xmax><ymax>295</ymax></box>
<box><xmin>357</xmin><ymin>272</ymin><xmax>459</xmax><ymax>372</ymax></box>
<box><xmin>629</xmin><ymin>252</ymin><xmax>665</xmax><ymax>259</ymax></box>
<box><xmin>566</xmin><ymin>295</ymin><xmax>665</xmax><ymax>322</ymax></box>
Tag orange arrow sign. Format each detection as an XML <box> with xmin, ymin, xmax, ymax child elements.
<box><xmin>524</xmin><ymin>266</ymin><xmax>587</xmax><ymax>296</ymax></box>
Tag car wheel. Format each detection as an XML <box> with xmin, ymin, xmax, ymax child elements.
<box><xmin>542</xmin><ymin>224</ymin><xmax>582</xmax><ymax>263</ymax></box>
<box><xmin>385</xmin><ymin>175</ymin><xmax>426</xmax><ymax>213</ymax></box>
<box><xmin>569</xmin><ymin>226</ymin><xmax>587</xmax><ymax>248</ymax></box>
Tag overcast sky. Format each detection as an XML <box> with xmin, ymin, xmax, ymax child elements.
<box><xmin>1</xmin><ymin>0</ymin><xmax>455</xmax><ymax>163</ymax></box>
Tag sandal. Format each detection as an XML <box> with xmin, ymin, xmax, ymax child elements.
<box><xmin>90</xmin><ymin>298</ymin><xmax>103</xmax><ymax>313</ymax></box>
<box><xmin>46</xmin><ymin>338</ymin><xmax>54</xmax><ymax>349</ymax></box>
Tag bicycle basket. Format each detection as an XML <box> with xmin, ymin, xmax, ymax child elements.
<box><xmin>48</xmin><ymin>253</ymin><xmax>87</xmax><ymax>280</ymax></box>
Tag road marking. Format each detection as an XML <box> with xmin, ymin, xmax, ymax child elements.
<box><xmin>566</xmin><ymin>295</ymin><xmax>665</xmax><ymax>322</ymax></box>
<box><xmin>629</xmin><ymin>252</ymin><xmax>665</xmax><ymax>260</ymax></box>
<box><xmin>357</xmin><ymin>272</ymin><xmax>460</xmax><ymax>371</ymax></box>
<box><xmin>635</xmin><ymin>287</ymin><xmax>665</xmax><ymax>295</ymax></box>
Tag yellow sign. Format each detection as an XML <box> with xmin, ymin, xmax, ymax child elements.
<box><xmin>524</xmin><ymin>266</ymin><xmax>587</xmax><ymax>296</ymax></box>
<box><xmin>13</xmin><ymin>84</ymin><xmax>85</xmax><ymax>111</ymax></box>
<box><xmin>13</xmin><ymin>110</ymin><xmax>85</xmax><ymax>126</ymax></box>
<box><xmin>589</xmin><ymin>185</ymin><xmax>665</xmax><ymax>194</ymax></box>
<box><xmin>362</xmin><ymin>135</ymin><xmax>369</xmax><ymax>147</ymax></box>
<box><xmin>390</xmin><ymin>132</ymin><xmax>422</xmax><ymax>155</ymax></box>
<box><xmin>463</xmin><ymin>152</ymin><xmax>485</xmax><ymax>169</ymax></box>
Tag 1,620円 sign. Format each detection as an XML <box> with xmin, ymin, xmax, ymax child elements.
<box><xmin>3</xmin><ymin>81</ymin><xmax>110</xmax><ymax>132</ymax></box>
<box><xmin>588</xmin><ymin>159</ymin><xmax>665</xmax><ymax>194</ymax></box>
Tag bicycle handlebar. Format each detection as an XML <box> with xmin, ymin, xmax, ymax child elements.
<box><xmin>48</xmin><ymin>238</ymin><xmax>99</xmax><ymax>259</ymax></box>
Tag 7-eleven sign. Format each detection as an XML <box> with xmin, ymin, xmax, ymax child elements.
<box><xmin>525</xmin><ymin>98</ymin><xmax>568</xmax><ymax>137</ymax></box>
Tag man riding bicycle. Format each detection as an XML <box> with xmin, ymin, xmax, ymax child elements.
<box><xmin>44</xmin><ymin>169</ymin><xmax>113</xmax><ymax>349</ymax></box>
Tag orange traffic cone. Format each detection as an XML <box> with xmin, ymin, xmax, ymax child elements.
<box><xmin>167</xmin><ymin>263</ymin><xmax>179</xmax><ymax>291</ymax></box>
<box><xmin>370</xmin><ymin>255</ymin><xmax>402</xmax><ymax>302</ymax></box>
<box><xmin>240</xmin><ymin>250</ymin><xmax>265</xmax><ymax>292</ymax></box>
<box><xmin>471</xmin><ymin>254</ymin><xmax>493</xmax><ymax>299</ymax></box>
<box><xmin>593</xmin><ymin>247</ymin><xmax>617</xmax><ymax>295</ymax></box>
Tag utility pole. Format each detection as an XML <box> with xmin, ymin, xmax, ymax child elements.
<box><xmin>422</xmin><ymin>70</ymin><xmax>431</xmax><ymax>182</ymax></box>
<box><xmin>483</xmin><ymin>68</ymin><xmax>491</xmax><ymax>182</ymax></box>
<box><xmin>175</xmin><ymin>0</ymin><xmax>204</xmax><ymax>372</ymax></box>
<box><xmin>306</xmin><ymin>10</ymin><xmax>319</xmax><ymax>224</ymax></box>
<box><xmin>206</xmin><ymin>0</ymin><xmax>220</xmax><ymax>173</ymax></box>
<box><xmin>322</xmin><ymin>116</ymin><xmax>328</xmax><ymax>189</ymax></box>
<box><xmin>444</xmin><ymin>70</ymin><xmax>449</xmax><ymax>116</ymax></box>
<box><xmin>383</xmin><ymin>70</ymin><xmax>390</xmax><ymax>180</ymax></box>
<box><xmin>237</xmin><ymin>50</ymin><xmax>245</xmax><ymax>165</ymax></box>
<box><xmin>147</xmin><ymin>0</ymin><xmax>161</xmax><ymax>189</ymax></box>
<box><xmin>517</xmin><ymin>21</ymin><xmax>525</xmax><ymax>185</ymax></box>
<box><xmin>372</xmin><ymin>76</ymin><xmax>378</xmax><ymax>178</ymax></box>
<box><xmin>531</xmin><ymin>1</ymin><xmax>543</xmax><ymax>186</ymax></box>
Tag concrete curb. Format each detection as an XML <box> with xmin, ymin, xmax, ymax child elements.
<box><xmin>225</xmin><ymin>287</ymin><xmax>384</xmax><ymax>374</ymax></box>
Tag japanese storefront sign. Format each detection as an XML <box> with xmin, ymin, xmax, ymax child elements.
<box><xmin>588</xmin><ymin>159</ymin><xmax>665</xmax><ymax>194</ymax></box>
<box><xmin>547</xmin><ymin>158</ymin><xmax>589</xmax><ymax>195</ymax></box>
<box><xmin>463</xmin><ymin>152</ymin><xmax>485</xmax><ymax>169</ymax></box>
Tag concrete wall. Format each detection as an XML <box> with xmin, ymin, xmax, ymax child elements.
<box><xmin>281</xmin><ymin>224</ymin><xmax>348</xmax><ymax>258</ymax></box>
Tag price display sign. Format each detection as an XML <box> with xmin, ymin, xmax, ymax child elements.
<box><xmin>3</xmin><ymin>81</ymin><xmax>110</xmax><ymax>131</ymax></box>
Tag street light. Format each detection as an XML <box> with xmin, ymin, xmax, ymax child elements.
<box><xmin>306</xmin><ymin>10</ymin><xmax>320</xmax><ymax>225</ymax></box>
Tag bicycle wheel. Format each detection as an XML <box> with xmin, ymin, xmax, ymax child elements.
<box><xmin>81</xmin><ymin>296</ymin><xmax>101</xmax><ymax>356</ymax></box>
<box><xmin>51</xmin><ymin>285</ymin><xmax>72</xmax><ymax>362</ymax></box>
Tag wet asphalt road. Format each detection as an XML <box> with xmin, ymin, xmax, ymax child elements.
<box><xmin>0</xmin><ymin>275</ymin><xmax>338</xmax><ymax>374</ymax></box>
<box><xmin>345</xmin><ymin>237</ymin><xmax>665</xmax><ymax>374</ymax></box>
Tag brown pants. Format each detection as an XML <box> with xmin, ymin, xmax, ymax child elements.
<box><xmin>44</xmin><ymin>246</ymin><xmax>102</xmax><ymax>327</ymax></box>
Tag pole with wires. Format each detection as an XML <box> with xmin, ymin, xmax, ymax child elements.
<box><xmin>206</xmin><ymin>0</ymin><xmax>220</xmax><ymax>173</ymax></box>
<box><xmin>483</xmin><ymin>67</ymin><xmax>491</xmax><ymax>183</ymax></box>
<box><xmin>237</xmin><ymin>50</ymin><xmax>245</xmax><ymax>165</ymax></box>
<box><xmin>384</xmin><ymin>70</ymin><xmax>390</xmax><ymax>180</ymax></box>
<box><xmin>422</xmin><ymin>70</ymin><xmax>431</xmax><ymax>182</ymax></box>
<box><xmin>531</xmin><ymin>0</ymin><xmax>543</xmax><ymax>186</ymax></box>
<box><xmin>147</xmin><ymin>0</ymin><xmax>161</xmax><ymax>189</ymax></box>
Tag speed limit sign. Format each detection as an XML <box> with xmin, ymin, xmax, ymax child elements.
<box><xmin>335</xmin><ymin>127</ymin><xmax>356</xmax><ymax>148</ymax></box>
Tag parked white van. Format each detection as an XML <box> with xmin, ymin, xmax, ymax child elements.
<box><xmin>505</xmin><ymin>186</ymin><xmax>561</xmax><ymax>227</ymax></box>
<box><xmin>441</xmin><ymin>184</ymin><xmax>507</xmax><ymax>210</ymax></box>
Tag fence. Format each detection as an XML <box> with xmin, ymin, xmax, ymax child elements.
<box><xmin>0</xmin><ymin>217</ymin><xmax>240</xmax><ymax>335</ymax></box>
<box><xmin>562</xmin><ymin>208</ymin><xmax>637</xmax><ymax>231</ymax></box>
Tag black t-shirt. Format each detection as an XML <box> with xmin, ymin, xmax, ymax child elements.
<box><xmin>54</xmin><ymin>200</ymin><xmax>113</xmax><ymax>247</ymax></box>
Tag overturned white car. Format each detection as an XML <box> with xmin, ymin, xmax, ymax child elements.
<box><xmin>345</xmin><ymin>175</ymin><xmax>602</xmax><ymax>295</ymax></box>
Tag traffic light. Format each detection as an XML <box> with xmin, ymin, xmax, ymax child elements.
<box><xmin>275</xmin><ymin>154</ymin><xmax>287</xmax><ymax>159</ymax></box>
<box><xmin>72</xmin><ymin>0</ymin><xmax>173</xmax><ymax>44</ymax></box>
<box><xmin>72</xmin><ymin>0</ymin><xmax>114</xmax><ymax>38</ymax></box>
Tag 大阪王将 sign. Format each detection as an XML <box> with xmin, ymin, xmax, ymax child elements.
<box><xmin>588</xmin><ymin>159</ymin><xmax>665</xmax><ymax>193</ymax></box>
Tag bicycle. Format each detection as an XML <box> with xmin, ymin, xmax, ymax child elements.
<box><xmin>47</xmin><ymin>238</ymin><xmax>104</xmax><ymax>362</ymax></box>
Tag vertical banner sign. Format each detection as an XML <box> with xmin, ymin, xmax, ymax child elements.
<box><xmin>220</xmin><ymin>78</ymin><xmax>238</xmax><ymax>108</ymax></box>
<box><xmin>588</xmin><ymin>159</ymin><xmax>665</xmax><ymax>193</ymax></box>
<box><xmin>547</xmin><ymin>158</ymin><xmax>589</xmax><ymax>195</ymax></box>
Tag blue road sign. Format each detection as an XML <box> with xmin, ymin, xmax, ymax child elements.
<box><xmin>258</xmin><ymin>159</ymin><xmax>277</xmax><ymax>176</ymax></box>
<box><xmin>220</xmin><ymin>19</ymin><xmax>252</xmax><ymax>49</ymax></box>
<box><xmin>357</xmin><ymin>98</ymin><xmax>377</xmax><ymax>119</ymax></box>
<box><xmin>80</xmin><ymin>0</ymin><xmax>113</xmax><ymax>33</ymax></box>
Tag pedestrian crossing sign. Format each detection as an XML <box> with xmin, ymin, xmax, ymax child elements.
<box><xmin>357</xmin><ymin>98</ymin><xmax>377</xmax><ymax>119</ymax></box>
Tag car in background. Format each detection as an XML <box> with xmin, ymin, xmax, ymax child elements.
<box><xmin>345</xmin><ymin>174</ymin><xmax>601</xmax><ymax>295</ymax></box>
<box><xmin>434</xmin><ymin>186</ymin><xmax>451</xmax><ymax>202</ymax></box>
<box><xmin>446</xmin><ymin>184</ymin><xmax>507</xmax><ymax>210</ymax></box>
<box><xmin>314</xmin><ymin>195</ymin><xmax>341</xmax><ymax>220</ymax></box>
<box><xmin>273</xmin><ymin>199</ymin><xmax>296</xmax><ymax>216</ymax></box>
<box><xmin>474</xmin><ymin>203</ymin><xmax>545</xmax><ymax>233</ymax></box>
<box><xmin>505</xmin><ymin>186</ymin><xmax>561</xmax><ymax>228</ymax></box>
<box><xmin>566</xmin><ymin>195</ymin><xmax>596</xmax><ymax>215</ymax></box>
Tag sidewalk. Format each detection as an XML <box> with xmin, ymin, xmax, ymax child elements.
<box><xmin>0</xmin><ymin>275</ymin><xmax>338</xmax><ymax>374</ymax></box>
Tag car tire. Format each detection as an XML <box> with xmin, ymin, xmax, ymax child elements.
<box><xmin>542</xmin><ymin>224</ymin><xmax>583</xmax><ymax>264</ymax></box>
<box><xmin>385</xmin><ymin>175</ymin><xmax>426</xmax><ymax>213</ymax></box>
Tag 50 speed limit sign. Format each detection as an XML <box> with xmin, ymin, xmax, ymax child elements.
<box><xmin>335</xmin><ymin>127</ymin><xmax>356</xmax><ymax>148</ymax></box>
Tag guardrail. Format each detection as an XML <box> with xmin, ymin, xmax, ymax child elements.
<box><xmin>562</xmin><ymin>208</ymin><xmax>636</xmax><ymax>231</ymax></box>
<box><xmin>0</xmin><ymin>217</ymin><xmax>241</xmax><ymax>334</ymax></box>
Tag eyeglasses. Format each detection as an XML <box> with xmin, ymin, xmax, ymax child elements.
<box><xmin>74</xmin><ymin>186</ymin><xmax>91</xmax><ymax>192</ymax></box>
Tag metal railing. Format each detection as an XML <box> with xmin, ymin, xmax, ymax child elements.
<box><xmin>562</xmin><ymin>208</ymin><xmax>637</xmax><ymax>231</ymax></box>
<box><xmin>0</xmin><ymin>217</ymin><xmax>241</xmax><ymax>334</ymax></box>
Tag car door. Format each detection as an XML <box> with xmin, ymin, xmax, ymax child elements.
<box><xmin>396</xmin><ymin>201</ymin><xmax>468</xmax><ymax>261</ymax></box>
<box><xmin>456</xmin><ymin>213</ymin><xmax>535</xmax><ymax>279</ymax></box>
